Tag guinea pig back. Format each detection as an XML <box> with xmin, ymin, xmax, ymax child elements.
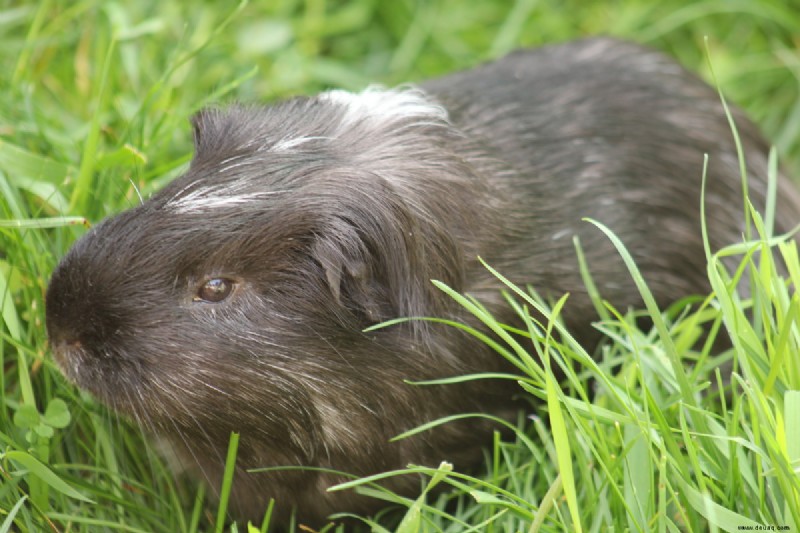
<box><xmin>45</xmin><ymin>37</ymin><xmax>800</xmax><ymax>526</ymax></box>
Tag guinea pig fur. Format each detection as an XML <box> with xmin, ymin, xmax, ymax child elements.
<box><xmin>45</xmin><ymin>37</ymin><xmax>800</xmax><ymax>526</ymax></box>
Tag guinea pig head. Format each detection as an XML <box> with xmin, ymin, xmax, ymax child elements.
<box><xmin>45</xmin><ymin>88</ymin><xmax>501</xmax><ymax>522</ymax></box>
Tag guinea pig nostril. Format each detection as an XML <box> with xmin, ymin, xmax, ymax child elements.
<box><xmin>51</xmin><ymin>336</ymin><xmax>84</xmax><ymax>355</ymax></box>
<box><xmin>49</xmin><ymin>336</ymin><xmax>88</xmax><ymax>371</ymax></box>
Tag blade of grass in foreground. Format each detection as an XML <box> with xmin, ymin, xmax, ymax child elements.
<box><xmin>215</xmin><ymin>432</ymin><xmax>240</xmax><ymax>533</ymax></box>
<box><xmin>539</xmin><ymin>294</ymin><xmax>583</xmax><ymax>533</ymax></box>
<box><xmin>0</xmin><ymin>496</ymin><xmax>27</xmax><ymax>533</ymax></box>
<box><xmin>1</xmin><ymin>451</ymin><xmax>93</xmax><ymax>503</ymax></box>
<box><xmin>584</xmin><ymin>218</ymin><xmax>702</xmax><ymax>417</ymax></box>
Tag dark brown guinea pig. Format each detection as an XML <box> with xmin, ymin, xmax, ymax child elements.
<box><xmin>45</xmin><ymin>37</ymin><xmax>800</xmax><ymax>526</ymax></box>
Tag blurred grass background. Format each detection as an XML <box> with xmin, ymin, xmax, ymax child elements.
<box><xmin>2</xmin><ymin>0</ymin><xmax>799</xmax><ymax>220</ymax></box>
<box><xmin>1</xmin><ymin>0</ymin><xmax>799</xmax><ymax>531</ymax></box>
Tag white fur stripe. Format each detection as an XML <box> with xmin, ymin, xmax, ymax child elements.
<box><xmin>167</xmin><ymin>187</ymin><xmax>285</xmax><ymax>214</ymax></box>
<box><xmin>320</xmin><ymin>85</ymin><xmax>448</xmax><ymax>127</ymax></box>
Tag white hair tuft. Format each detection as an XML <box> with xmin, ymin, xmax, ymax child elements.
<box><xmin>320</xmin><ymin>85</ymin><xmax>449</xmax><ymax>128</ymax></box>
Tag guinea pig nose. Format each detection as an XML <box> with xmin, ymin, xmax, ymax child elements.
<box><xmin>48</xmin><ymin>321</ymin><xmax>84</xmax><ymax>353</ymax></box>
<box><xmin>48</xmin><ymin>334</ymin><xmax>92</xmax><ymax>379</ymax></box>
<box><xmin>50</xmin><ymin>336</ymin><xmax>80</xmax><ymax>357</ymax></box>
<box><xmin>48</xmin><ymin>314</ymin><xmax>105</xmax><ymax>354</ymax></box>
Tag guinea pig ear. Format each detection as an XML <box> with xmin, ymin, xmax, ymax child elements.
<box><xmin>311</xmin><ymin>222</ymin><xmax>392</xmax><ymax>324</ymax></box>
<box><xmin>191</xmin><ymin>108</ymin><xmax>214</xmax><ymax>149</ymax></box>
<box><xmin>191</xmin><ymin>113</ymin><xmax>204</xmax><ymax>147</ymax></box>
<box><xmin>190</xmin><ymin>108</ymin><xmax>218</xmax><ymax>151</ymax></box>
<box><xmin>309</xmin><ymin>196</ymin><xmax>465</xmax><ymax>333</ymax></box>
<box><xmin>189</xmin><ymin>106</ymin><xmax>249</xmax><ymax>157</ymax></box>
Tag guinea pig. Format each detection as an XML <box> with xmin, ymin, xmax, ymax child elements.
<box><xmin>45</xmin><ymin>36</ymin><xmax>800</xmax><ymax>526</ymax></box>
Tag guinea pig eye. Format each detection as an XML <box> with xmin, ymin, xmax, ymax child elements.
<box><xmin>194</xmin><ymin>278</ymin><xmax>235</xmax><ymax>303</ymax></box>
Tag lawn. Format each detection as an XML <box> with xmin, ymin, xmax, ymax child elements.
<box><xmin>1</xmin><ymin>0</ymin><xmax>800</xmax><ymax>532</ymax></box>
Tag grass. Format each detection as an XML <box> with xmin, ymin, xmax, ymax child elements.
<box><xmin>1</xmin><ymin>0</ymin><xmax>799</xmax><ymax>531</ymax></box>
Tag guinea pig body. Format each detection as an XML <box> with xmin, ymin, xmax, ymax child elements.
<box><xmin>46</xmin><ymin>37</ymin><xmax>800</xmax><ymax>526</ymax></box>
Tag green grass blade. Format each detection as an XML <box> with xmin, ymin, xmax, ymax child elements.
<box><xmin>0</xmin><ymin>217</ymin><xmax>88</xmax><ymax>229</ymax></box>
<box><xmin>2</xmin><ymin>451</ymin><xmax>93</xmax><ymax>503</ymax></box>
<box><xmin>215</xmin><ymin>431</ymin><xmax>240</xmax><ymax>533</ymax></box>
<box><xmin>584</xmin><ymin>219</ymin><xmax>703</xmax><ymax>419</ymax></box>
<box><xmin>785</xmin><ymin>391</ymin><xmax>800</xmax><ymax>481</ymax></box>
<box><xmin>0</xmin><ymin>495</ymin><xmax>27</xmax><ymax>533</ymax></box>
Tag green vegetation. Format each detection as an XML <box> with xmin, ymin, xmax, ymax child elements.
<box><xmin>1</xmin><ymin>0</ymin><xmax>799</xmax><ymax>531</ymax></box>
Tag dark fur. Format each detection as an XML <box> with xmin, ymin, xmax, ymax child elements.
<box><xmin>46</xmin><ymin>37</ymin><xmax>800</xmax><ymax>526</ymax></box>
